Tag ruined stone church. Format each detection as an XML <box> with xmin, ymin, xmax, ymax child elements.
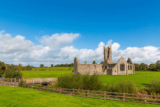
<box><xmin>73</xmin><ymin>46</ymin><xmax>135</xmax><ymax>75</ymax></box>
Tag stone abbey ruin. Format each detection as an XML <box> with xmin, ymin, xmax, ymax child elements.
<box><xmin>73</xmin><ymin>46</ymin><xmax>135</xmax><ymax>75</ymax></box>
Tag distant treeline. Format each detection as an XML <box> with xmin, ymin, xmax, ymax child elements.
<box><xmin>0</xmin><ymin>61</ymin><xmax>29</xmax><ymax>78</ymax></box>
<box><xmin>134</xmin><ymin>60</ymin><xmax>160</xmax><ymax>71</ymax></box>
<box><xmin>39</xmin><ymin>63</ymin><xmax>73</xmax><ymax>67</ymax></box>
<box><xmin>54</xmin><ymin>63</ymin><xmax>73</xmax><ymax>67</ymax></box>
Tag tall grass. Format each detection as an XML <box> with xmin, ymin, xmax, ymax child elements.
<box><xmin>102</xmin><ymin>81</ymin><xmax>137</xmax><ymax>94</ymax></box>
<box><xmin>146</xmin><ymin>79</ymin><xmax>160</xmax><ymax>94</ymax></box>
<box><xmin>114</xmin><ymin>81</ymin><xmax>137</xmax><ymax>93</ymax></box>
<box><xmin>57</xmin><ymin>74</ymin><xmax>102</xmax><ymax>90</ymax></box>
<box><xmin>57</xmin><ymin>74</ymin><xmax>138</xmax><ymax>93</ymax></box>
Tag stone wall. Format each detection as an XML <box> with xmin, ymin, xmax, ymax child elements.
<box><xmin>116</xmin><ymin>57</ymin><xmax>128</xmax><ymax>75</ymax></box>
<box><xmin>78</xmin><ymin>64</ymin><xmax>103</xmax><ymax>75</ymax></box>
<box><xmin>23</xmin><ymin>78</ymin><xmax>58</xmax><ymax>84</ymax></box>
<box><xmin>112</xmin><ymin>65</ymin><xmax>118</xmax><ymax>75</ymax></box>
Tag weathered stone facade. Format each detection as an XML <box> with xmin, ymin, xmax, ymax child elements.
<box><xmin>73</xmin><ymin>46</ymin><xmax>135</xmax><ymax>75</ymax></box>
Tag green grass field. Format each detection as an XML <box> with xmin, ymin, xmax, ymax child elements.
<box><xmin>99</xmin><ymin>71</ymin><xmax>160</xmax><ymax>89</ymax></box>
<box><xmin>21</xmin><ymin>67</ymin><xmax>160</xmax><ymax>89</ymax></box>
<box><xmin>32</xmin><ymin>67</ymin><xmax>72</xmax><ymax>71</ymax></box>
<box><xmin>0</xmin><ymin>86</ymin><xmax>159</xmax><ymax>107</ymax></box>
<box><xmin>21</xmin><ymin>67</ymin><xmax>73</xmax><ymax>78</ymax></box>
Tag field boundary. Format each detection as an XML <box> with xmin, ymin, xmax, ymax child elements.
<box><xmin>0</xmin><ymin>81</ymin><xmax>19</xmax><ymax>87</ymax></box>
<box><xmin>19</xmin><ymin>83</ymin><xmax>160</xmax><ymax>105</ymax></box>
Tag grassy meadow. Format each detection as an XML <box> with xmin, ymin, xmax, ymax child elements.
<box><xmin>0</xmin><ymin>86</ymin><xmax>159</xmax><ymax>107</ymax></box>
<box><xmin>21</xmin><ymin>67</ymin><xmax>73</xmax><ymax>78</ymax></box>
<box><xmin>21</xmin><ymin>67</ymin><xmax>160</xmax><ymax>89</ymax></box>
<box><xmin>99</xmin><ymin>71</ymin><xmax>160</xmax><ymax>89</ymax></box>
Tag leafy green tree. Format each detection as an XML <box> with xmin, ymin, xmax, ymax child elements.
<box><xmin>156</xmin><ymin>60</ymin><xmax>160</xmax><ymax>70</ymax></box>
<box><xmin>134</xmin><ymin>63</ymin><xmax>140</xmax><ymax>71</ymax></box>
<box><xmin>100</xmin><ymin>61</ymin><xmax>104</xmax><ymax>64</ymax></box>
<box><xmin>26</xmin><ymin>65</ymin><xmax>32</xmax><ymax>71</ymax></box>
<box><xmin>18</xmin><ymin>63</ymin><xmax>22</xmax><ymax>67</ymax></box>
<box><xmin>139</xmin><ymin>63</ymin><xmax>146</xmax><ymax>71</ymax></box>
<box><xmin>0</xmin><ymin>61</ymin><xmax>6</xmax><ymax>77</ymax></box>
<box><xmin>40</xmin><ymin>64</ymin><xmax>44</xmax><ymax>68</ymax></box>
<box><xmin>92</xmin><ymin>60</ymin><xmax>97</xmax><ymax>64</ymax></box>
<box><xmin>51</xmin><ymin>64</ymin><xmax>54</xmax><ymax>67</ymax></box>
<box><xmin>18</xmin><ymin>63</ymin><xmax>22</xmax><ymax>71</ymax></box>
<box><xmin>5</xmin><ymin>69</ymin><xmax>22</xmax><ymax>78</ymax></box>
<box><xmin>149</xmin><ymin>64</ymin><xmax>157</xmax><ymax>71</ymax></box>
<box><xmin>156</xmin><ymin>60</ymin><xmax>160</xmax><ymax>66</ymax></box>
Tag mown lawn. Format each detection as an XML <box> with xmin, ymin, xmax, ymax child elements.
<box><xmin>0</xmin><ymin>86</ymin><xmax>159</xmax><ymax>107</ymax></box>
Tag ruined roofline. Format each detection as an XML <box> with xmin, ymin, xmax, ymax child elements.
<box><xmin>127</xmin><ymin>58</ymin><xmax>133</xmax><ymax>64</ymax></box>
<box><xmin>78</xmin><ymin>64</ymin><xmax>103</xmax><ymax>65</ymax></box>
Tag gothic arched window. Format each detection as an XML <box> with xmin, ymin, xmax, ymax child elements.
<box><xmin>120</xmin><ymin>61</ymin><xmax>125</xmax><ymax>71</ymax></box>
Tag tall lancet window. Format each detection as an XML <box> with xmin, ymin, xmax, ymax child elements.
<box><xmin>120</xmin><ymin>61</ymin><xmax>125</xmax><ymax>71</ymax></box>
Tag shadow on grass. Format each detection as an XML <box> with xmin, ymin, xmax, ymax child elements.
<box><xmin>142</xmin><ymin>83</ymin><xmax>151</xmax><ymax>88</ymax></box>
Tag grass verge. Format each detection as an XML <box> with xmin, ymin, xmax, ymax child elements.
<box><xmin>0</xmin><ymin>86</ymin><xmax>160</xmax><ymax>107</ymax></box>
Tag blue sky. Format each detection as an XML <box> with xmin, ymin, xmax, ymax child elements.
<box><xmin>0</xmin><ymin>0</ymin><xmax>160</xmax><ymax>66</ymax></box>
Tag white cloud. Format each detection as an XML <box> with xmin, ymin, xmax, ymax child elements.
<box><xmin>0</xmin><ymin>30</ymin><xmax>160</xmax><ymax>67</ymax></box>
<box><xmin>39</xmin><ymin>33</ymin><xmax>80</xmax><ymax>49</ymax></box>
<box><xmin>0</xmin><ymin>32</ymin><xmax>34</xmax><ymax>53</ymax></box>
<box><xmin>0</xmin><ymin>30</ymin><xmax>51</xmax><ymax>66</ymax></box>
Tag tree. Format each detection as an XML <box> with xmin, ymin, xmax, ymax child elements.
<box><xmin>0</xmin><ymin>61</ymin><xmax>6</xmax><ymax>77</ymax></box>
<box><xmin>145</xmin><ymin>64</ymin><xmax>149</xmax><ymax>69</ymax></box>
<box><xmin>149</xmin><ymin>64</ymin><xmax>157</xmax><ymax>71</ymax></box>
<box><xmin>92</xmin><ymin>60</ymin><xmax>97</xmax><ymax>64</ymax></box>
<box><xmin>66</xmin><ymin>63</ymin><xmax>68</xmax><ymax>67</ymax></box>
<box><xmin>40</xmin><ymin>64</ymin><xmax>44</xmax><ymax>68</ymax></box>
<box><xmin>51</xmin><ymin>64</ymin><xmax>54</xmax><ymax>67</ymax></box>
<box><xmin>156</xmin><ymin>60</ymin><xmax>160</xmax><ymax>70</ymax></box>
<box><xmin>134</xmin><ymin>63</ymin><xmax>140</xmax><ymax>71</ymax></box>
<box><xmin>26</xmin><ymin>65</ymin><xmax>32</xmax><ymax>71</ymax></box>
<box><xmin>140</xmin><ymin>63</ymin><xmax>145</xmax><ymax>67</ymax></box>
<box><xmin>5</xmin><ymin>69</ymin><xmax>22</xmax><ymax>78</ymax></box>
<box><xmin>140</xmin><ymin>63</ymin><xmax>146</xmax><ymax>71</ymax></box>
<box><xmin>18</xmin><ymin>63</ymin><xmax>22</xmax><ymax>67</ymax></box>
<box><xmin>100</xmin><ymin>61</ymin><xmax>104</xmax><ymax>64</ymax></box>
<box><xmin>156</xmin><ymin>60</ymin><xmax>160</xmax><ymax>66</ymax></box>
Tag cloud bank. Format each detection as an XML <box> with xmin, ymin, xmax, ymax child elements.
<box><xmin>39</xmin><ymin>33</ymin><xmax>80</xmax><ymax>49</ymax></box>
<box><xmin>0</xmin><ymin>30</ymin><xmax>160</xmax><ymax>67</ymax></box>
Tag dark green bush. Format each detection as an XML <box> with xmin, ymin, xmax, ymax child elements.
<box><xmin>102</xmin><ymin>81</ymin><xmax>137</xmax><ymax>94</ymax></box>
<box><xmin>57</xmin><ymin>73</ymin><xmax>102</xmax><ymax>90</ymax></box>
<box><xmin>4</xmin><ymin>69</ymin><xmax>22</xmax><ymax>78</ymax></box>
<box><xmin>101</xmin><ymin>84</ymin><xmax>115</xmax><ymax>92</ymax></box>
<box><xmin>0</xmin><ymin>71</ymin><xmax>2</xmax><ymax>77</ymax></box>
<box><xmin>114</xmin><ymin>81</ymin><xmax>137</xmax><ymax>93</ymax></box>
<box><xmin>20</xmin><ymin>80</ymin><xmax>24</xmax><ymax>83</ymax></box>
<box><xmin>0</xmin><ymin>61</ymin><xmax>6</xmax><ymax>76</ymax></box>
<box><xmin>26</xmin><ymin>65</ymin><xmax>32</xmax><ymax>71</ymax></box>
<box><xmin>146</xmin><ymin>79</ymin><xmax>160</xmax><ymax>94</ymax></box>
<box><xmin>57</xmin><ymin>74</ymin><xmax>137</xmax><ymax>93</ymax></box>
